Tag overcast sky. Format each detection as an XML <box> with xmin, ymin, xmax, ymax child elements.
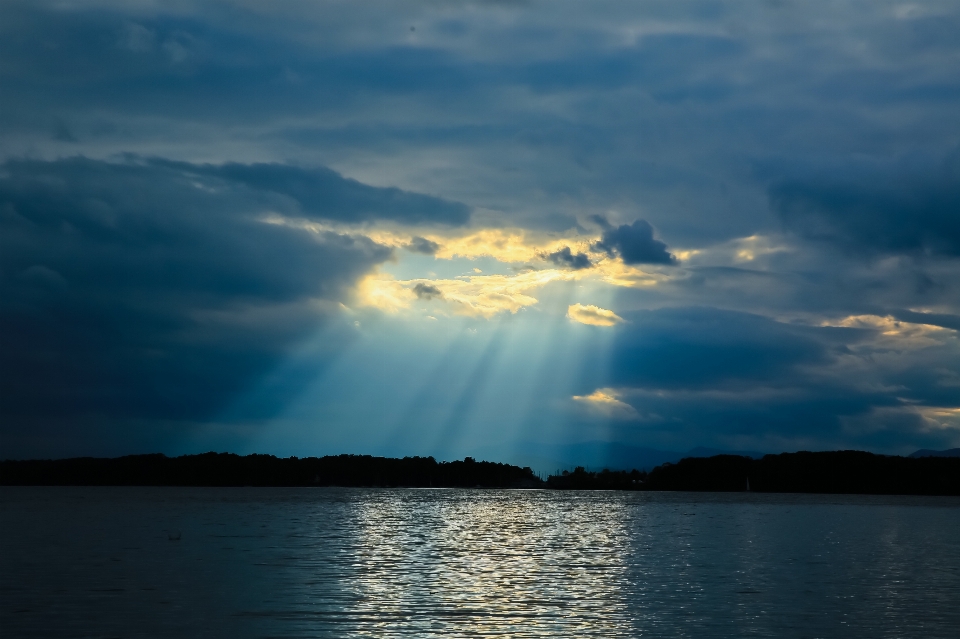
<box><xmin>2</xmin><ymin>0</ymin><xmax>959</xmax><ymax>465</ymax></box>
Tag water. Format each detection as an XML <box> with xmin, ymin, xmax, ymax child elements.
<box><xmin>2</xmin><ymin>488</ymin><xmax>959</xmax><ymax>638</ymax></box>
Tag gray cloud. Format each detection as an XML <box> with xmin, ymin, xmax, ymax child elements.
<box><xmin>891</xmin><ymin>309</ymin><xmax>960</xmax><ymax>332</ymax></box>
<box><xmin>592</xmin><ymin>220</ymin><xmax>677</xmax><ymax>265</ymax></box>
<box><xmin>413</xmin><ymin>283</ymin><xmax>443</xmax><ymax>300</ymax></box>
<box><xmin>570</xmin><ymin>306</ymin><xmax>960</xmax><ymax>454</ymax></box>
<box><xmin>141</xmin><ymin>159</ymin><xmax>470</xmax><ymax>226</ymax></box>
<box><xmin>4</xmin><ymin>2</ymin><xmax>960</xmax><ymax>242</ymax></box>
<box><xmin>0</xmin><ymin>156</ymin><xmax>413</xmax><ymax>454</ymax></box>
<box><xmin>602</xmin><ymin>307</ymin><xmax>839</xmax><ymax>390</ymax></box>
<box><xmin>545</xmin><ymin>246</ymin><xmax>592</xmax><ymax>270</ymax></box>
<box><xmin>406</xmin><ymin>236</ymin><xmax>441</xmax><ymax>255</ymax></box>
<box><xmin>770</xmin><ymin>155</ymin><xmax>960</xmax><ymax>257</ymax></box>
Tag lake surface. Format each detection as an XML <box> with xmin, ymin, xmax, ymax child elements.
<box><xmin>2</xmin><ymin>488</ymin><xmax>959</xmax><ymax>638</ymax></box>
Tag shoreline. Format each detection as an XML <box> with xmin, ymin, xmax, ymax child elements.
<box><xmin>3</xmin><ymin>450</ymin><xmax>959</xmax><ymax>495</ymax></box>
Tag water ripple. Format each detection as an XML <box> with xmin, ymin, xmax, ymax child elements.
<box><xmin>2</xmin><ymin>488</ymin><xmax>959</xmax><ymax>637</ymax></box>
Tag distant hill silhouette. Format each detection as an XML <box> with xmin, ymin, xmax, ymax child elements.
<box><xmin>909</xmin><ymin>448</ymin><xmax>960</xmax><ymax>458</ymax></box>
<box><xmin>686</xmin><ymin>446</ymin><xmax>764</xmax><ymax>460</ymax></box>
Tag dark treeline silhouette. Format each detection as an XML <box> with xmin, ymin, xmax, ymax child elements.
<box><xmin>642</xmin><ymin>451</ymin><xmax>960</xmax><ymax>495</ymax></box>
<box><xmin>546</xmin><ymin>467</ymin><xmax>647</xmax><ymax>490</ymax></box>
<box><xmin>3</xmin><ymin>450</ymin><xmax>959</xmax><ymax>494</ymax></box>
<box><xmin>0</xmin><ymin>453</ymin><xmax>543</xmax><ymax>488</ymax></box>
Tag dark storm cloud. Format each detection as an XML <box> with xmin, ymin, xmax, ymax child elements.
<box><xmin>891</xmin><ymin>309</ymin><xmax>960</xmax><ymax>332</ymax></box>
<box><xmin>593</xmin><ymin>220</ymin><xmax>677</xmax><ymax>265</ymax></box>
<box><xmin>602</xmin><ymin>307</ymin><xmax>840</xmax><ymax>389</ymax></box>
<box><xmin>770</xmin><ymin>154</ymin><xmax>960</xmax><ymax>257</ymax></box>
<box><xmin>544</xmin><ymin>246</ymin><xmax>592</xmax><ymax>270</ymax></box>
<box><xmin>5</xmin><ymin>2</ymin><xmax>960</xmax><ymax>242</ymax></box>
<box><xmin>0</xmin><ymin>4</ymin><xmax>493</xmax><ymax>134</ymax></box>
<box><xmin>406</xmin><ymin>236</ymin><xmax>441</xmax><ymax>255</ymax></box>
<box><xmin>189</xmin><ymin>162</ymin><xmax>470</xmax><ymax>226</ymax></box>
<box><xmin>0</xmin><ymin>156</ymin><xmax>440</xmax><ymax>454</ymax></box>
<box><xmin>413</xmin><ymin>283</ymin><xmax>443</xmax><ymax>300</ymax></box>
<box><xmin>574</xmin><ymin>306</ymin><xmax>960</xmax><ymax>452</ymax></box>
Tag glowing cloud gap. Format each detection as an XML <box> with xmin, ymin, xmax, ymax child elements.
<box><xmin>572</xmin><ymin>389</ymin><xmax>639</xmax><ymax>419</ymax></box>
<box><xmin>821</xmin><ymin>314</ymin><xmax>956</xmax><ymax>350</ymax></box>
<box><xmin>358</xmin><ymin>269</ymin><xmax>582</xmax><ymax>318</ymax></box>
<box><xmin>567</xmin><ymin>304</ymin><xmax>623</xmax><ymax>327</ymax></box>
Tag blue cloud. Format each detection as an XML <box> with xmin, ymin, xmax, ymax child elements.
<box><xmin>545</xmin><ymin>246</ymin><xmax>592</xmax><ymax>270</ymax></box>
<box><xmin>406</xmin><ymin>236</ymin><xmax>441</xmax><ymax>255</ymax></box>
<box><xmin>0</xmin><ymin>156</ymin><xmax>459</xmax><ymax>453</ymax></box>
<box><xmin>593</xmin><ymin>219</ymin><xmax>677</xmax><ymax>265</ymax></box>
<box><xmin>771</xmin><ymin>154</ymin><xmax>960</xmax><ymax>256</ymax></box>
<box><xmin>171</xmin><ymin>160</ymin><xmax>471</xmax><ymax>226</ymax></box>
<box><xmin>602</xmin><ymin>307</ymin><xmax>840</xmax><ymax>389</ymax></box>
<box><xmin>563</xmin><ymin>306</ymin><xmax>960</xmax><ymax>453</ymax></box>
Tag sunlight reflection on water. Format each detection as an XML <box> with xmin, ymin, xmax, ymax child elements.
<box><xmin>2</xmin><ymin>488</ymin><xmax>959</xmax><ymax>638</ymax></box>
<box><xmin>345</xmin><ymin>492</ymin><xmax>632</xmax><ymax>636</ymax></box>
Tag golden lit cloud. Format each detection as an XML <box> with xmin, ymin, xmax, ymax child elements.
<box><xmin>282</xmin><ymin>223</ymin><xmax>582</xmax><ymax>263</ymax></box>
<box><xmin>357</xmin><ymin>269</ymin><xmax>580</xmax><ymax>318</ymax></box>
<box><xmin>592</xmin><ymin>260</ymin><xmax>663</xmax><ymax>288</ymax></box>
<box><xmin>919</xmin><ymin>406</ymin><xmax>960</xmax><ymax>430</ymax></box>
<box><xmin>848</xmin><ymin>404</ymin><xmax>960</xmax><ymax>435</ymax></box>
<box><xmin>572</xmin><ymin>389</ymin><xmax>638</xmax><ymax>419</ymax></box>
<box><xmin>436</xmin><ymin>229</ymin><xmax>544</xmax><ymax>262</ymax></box>
<box><xmin>672</xmin><ymin>233</ymin><xmax>791</xmax><ymax>267</ymax></box>
<box><xmin>731</xmin><ymin>234</ymin><xmax>791</xmax><ymax>262</ymax></box>
<box><xmin>262</xmin><ymin>214</ymin><xmax>680</xmax><ymax>293</ymax></box>
<box><xmin>356</xmin><ymin>274</ymin><xmax>416</xmax><ymax>313</ymax></box>
<box><xmin>268</xmin><ymin>213</ymin><xmax>682</xmax><ymax>325</ymax></box>
<box><xmin>567</xmin><ymin>303</ymin><xmax>623</xmax><ymax>327</ymax></box>
<box><xmin>822</xmin><ymin>314</ymin><xmax>955</xmax><ymax>350</ymax></box>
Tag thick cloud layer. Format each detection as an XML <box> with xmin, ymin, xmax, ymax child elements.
<box><xmin>567</xmin><ymin>307</ymin><xmax>960</xmax><ymax>453</ymax></box>
<box><xmin>193</xmin><ymin>162</ymin><xmax>470</xmax><ymax>226</ymax></box>
<box><xmin>2</xmin><ymin>1</ymin><xmax>959</xmax><ymax>459</ymax></box>
<box><xmin>604</xmin><ymin>308</ymin><xmax>833</xmax><ymax>388</ymax></box>
<box><xmin>771</xmin><ymin>156</ymin><xmax>960</xmax><ymax>257</ymax></box>
<box><xmin>6</xmin><ymin>1</ymin><xmax>957</xmax><ymax>240</ymax></box>
<box><xmin>0</xmin><ymin>157</ymin><xmax>417</xmax><ymax>453</ymax></box>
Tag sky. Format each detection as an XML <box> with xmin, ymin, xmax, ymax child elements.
<box><xmin>2</xmin><ymin>0</ymin><xmax>959</xmax><ymax>466</ymax></box>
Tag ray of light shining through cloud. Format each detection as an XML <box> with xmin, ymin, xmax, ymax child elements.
<box><xmin>2</xmin><ymin>0</ymin><xmax>960</xmax><ymax>468</ymax></box>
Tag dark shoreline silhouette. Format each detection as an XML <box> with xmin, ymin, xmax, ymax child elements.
<box><xmin>0</xmin><ymin>453</ymin><xmax>542</xmax><ymax>489</ymax></box>
<box><xmin>1</xmin><ymin>450</ymin><xmax>959</xmax><ymax>495</ymax></box>
<box><xmin>639</xmin><ymin>451</ymin><xmax>960</xmax><ymax>495</ymax></box>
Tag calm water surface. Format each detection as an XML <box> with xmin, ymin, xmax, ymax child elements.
<box><xmin>2</xmin><ymin>487</ymin><xmax>959</xmax><ymax>638</ymax></box>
